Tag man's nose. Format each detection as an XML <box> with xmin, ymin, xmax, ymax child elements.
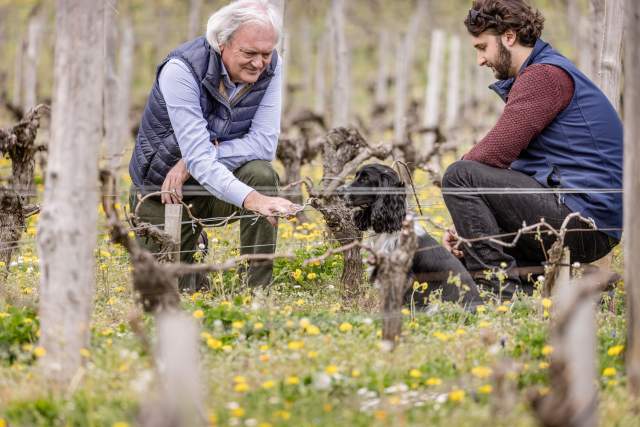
<box><xmin>477</xmin><ymin>54</ymin><xmax>486</xmax><ymax>66</ymax></box>
<box><xmin>251</xmin><ymin>57</ymin><xmax>264</xmax><ymax>69</ymax></box>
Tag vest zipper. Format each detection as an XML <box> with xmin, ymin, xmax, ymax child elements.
<box><xmin>230</xmin><ymin>84</ymin><xmax>254</xmax><ymax>107</ymax></box>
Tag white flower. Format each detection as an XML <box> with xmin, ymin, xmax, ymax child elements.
<box><xmin>313</xmin><ymin>372</ymin><xmax>332</xmax><ymax>390</ymax></box>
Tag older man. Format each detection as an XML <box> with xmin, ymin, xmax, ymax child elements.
<box><xmin>129</xmin><ymin>0</ymin><xmax>297</xmax><ymax>290</ymax></box>
<box><xmin>442</xmin><ymin>0</ymin><xmax>622</xmax><ymax>300</ymax></box>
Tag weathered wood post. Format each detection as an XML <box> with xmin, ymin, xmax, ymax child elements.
<box><xmin>624</xmin><ymin>0</ymin><xmax>640</xmax><ymax>398</ymax></box>
<box><xmin>420</xmin><ymin>29</ymin><xmax>445</xmax><ymax>169</ymax></box>
<box><xmin>331</xmin><ymin>0</ymin><xmax>349</xmax><ymax>127</ymax></box>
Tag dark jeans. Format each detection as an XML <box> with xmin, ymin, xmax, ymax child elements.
<box><xmin>442</xmin><ymin>160</ymin><xmax>617</xmax><ymax>298</ymax></box>
<box><xmin>129</xmin><ymin>160</ymin><xmax>279</xmax><ymax>291</ymax></box>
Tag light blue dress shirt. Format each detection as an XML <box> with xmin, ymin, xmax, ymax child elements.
<box><xmin>158</xmin><ymin>57</ymin><xmax>282</xmax><ymax>207</ymax></box>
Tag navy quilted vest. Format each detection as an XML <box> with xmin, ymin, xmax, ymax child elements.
<box><xmin>129</xmin><ymin>37</ymin><xmax>278</xmax><ymax>188</ymax></box>
<box><xmin>490</xmin><ymin>39</ymin><xmax>623</xmax><ymax>239</ymax></box>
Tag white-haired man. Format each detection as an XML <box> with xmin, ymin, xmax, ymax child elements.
<box><xmin>129</xmin><ymin>0</ymin><xmax>297</xmax><ymax>290</ymax></box>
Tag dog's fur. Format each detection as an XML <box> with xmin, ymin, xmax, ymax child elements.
<box><xmin>344</xmin><ymin>164</ymin><xmax>483</xmax><ymax>308</ymax></box>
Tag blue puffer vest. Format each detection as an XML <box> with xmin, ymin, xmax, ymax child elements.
<box><xmin>490</xmin><ymin>39</ymin><xmax>623</xmax><ymax>240</ymax></box>
<box><xmin>129</xmin><ymin>37</ymin><xmax>278</xmax><ymax>188</ymax></box>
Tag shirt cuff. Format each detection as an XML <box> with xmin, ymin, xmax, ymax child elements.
<box><xmin>225</xmin><ymin>179</ymin><xmax>254</xmax><ymax>208</ymax></box>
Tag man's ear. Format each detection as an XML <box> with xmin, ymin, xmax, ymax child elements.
<box><xmin>502</xmin><ymin>29</ymin><xmax>517</xmax><ymax>47</ymax></box>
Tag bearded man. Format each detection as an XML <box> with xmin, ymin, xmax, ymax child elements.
<box><xmin>442</xmin><ymin>0</ymin><xmax>623</xmax><ymax>299</ymax></box>
<box><xmin>129</xmin><ymin>0</ymin><xmax>298</xmax><ymax>290</ymax></box>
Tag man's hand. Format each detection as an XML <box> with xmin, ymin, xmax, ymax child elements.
<box><xmin>161</xmin><ymin>159</ymin><xmax>190</xmax><ymax>204</ymax></box>
<box><xmin>243</xmin><ymin>191</ymin><xmax>301</xmax><ymax>227</ymax></box>
<box><xmin>443</xmin><ymin>226</ymin><xmax>464</xmax><ymax>259</ymax></box>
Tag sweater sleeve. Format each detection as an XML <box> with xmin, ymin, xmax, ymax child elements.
<box><xmin>463</xmin><ymin>64</ymin><xmax>575</xmax><ymax>168</ymax></box>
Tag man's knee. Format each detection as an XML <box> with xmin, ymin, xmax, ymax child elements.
<box><xmin>442</xmin><ymin>160</ymin><xmax>481</xmax><ymax>188</ymax></box>
<box><xmin>236</xmin><ymin>160</ymin><xmax>279</xmax><ymax>190</ymax></box>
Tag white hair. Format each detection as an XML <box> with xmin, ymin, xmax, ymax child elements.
<box><xmin>206</xmin><ymin>0</ymin><xmax>282</xmax><ymax>53</ymax></box>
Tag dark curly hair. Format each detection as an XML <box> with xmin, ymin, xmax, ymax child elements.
<box><xmin>464</xmin><ymin>0</ymin><xmax>545</xmax><ymax>47</ymax></box>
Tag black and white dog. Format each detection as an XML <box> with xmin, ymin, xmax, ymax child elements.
<box><xmin>343</xmin><ymin>164</ymin><xmax>483</xmax><ymax>308</ymax></box>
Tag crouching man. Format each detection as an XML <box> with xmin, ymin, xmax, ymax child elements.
<box><xmin>442</xmin><ymin>0</ymin><xmax>622</xmax><ymax>299</ymax></box>
<box><xmin>128</xmin><ymin>0</ymin><xmax>299</xmax><ymax>290</ymax></box>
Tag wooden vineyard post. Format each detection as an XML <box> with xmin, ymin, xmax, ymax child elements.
<box><xmin>164</xmin><ymin>204</ymin><xmax>183</xmax><ymax>264</ymax></box>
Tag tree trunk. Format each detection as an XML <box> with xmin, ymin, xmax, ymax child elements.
<box><xmin>37</xmin><ymin>0</ymin><xmax>104</xmax><ymax>386</ymax></box>
<box><xmin>271</xmin><ymin>0</ymin><xmax>288</xmax><ymax>113</ymax></box>
<box><xmin>103</xmin><ymin>0</ymin><xmax>119</xmax><ymax>169</ymax></box>
<box><xmin>393</xmin><ymin>36</ymin><xmax>409</xmax><ymax>145</ymax></box>
<box><xmin>23</xmin><ymin>2</ymin><xmax>46</xmax><ymax>111</ymax></box>
<box><xmin>187</xmin><ymin>0</ymin><xmax>203</xmax><ymax>40</ymax></box>
<box><xmin>374</xmin><ymin>29</ymin><xmax>390</xmax><ymax>109</ymax></box>
<box><xmin>420</xmin><ymin>29</ymin><xmax>446</xmax><ymax>166</ymax></box>
<box><xmin>445</xmin><ymin>34</ymin><xmax>461</xmax><ymax>131</ymax></box>
<box><xmin>625</xmin><ymin>0</ymin><xmax>640</xmax><ymax>397</ymax></box>
<box><xmin>331</xmin><ymin>0</ymin><xmax>349</xmax><ymax>127</ymax></box>
<box><xmin>594</xmin><ymin>0</ymin><xmax>624</xmax><ymax>111</ymax></box>
<box><xmin>301</xmin><ymin>18</ymin><xmax>314</xmax><ymax>105</ymax></box>
<box><xmin>589</xmin><ymin>0</ymin><xmax>606</xmax><ymax>79</ymax></box>
<box><xmin>112</xmin><ymin>13</ymin><xmax>135</xmax><ymax>173</ymax></box>
<box><xmin>12</xmin><ymin>33</ymin><xmax>24</xmax><ymax>113</ymax></box>
<box><xmin>566</xmin><ymin>0</ymin><xmax>581</xmax><ymax>62</ymax></box>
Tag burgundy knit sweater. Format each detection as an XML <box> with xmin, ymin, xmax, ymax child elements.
<box><xmin>464</xmin><ymin>64</ymin><xmax>575</xmax><ymax>168</ymax></box>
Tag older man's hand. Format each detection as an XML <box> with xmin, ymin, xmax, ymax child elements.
<box><xmin>243</xmin><ymin>191</ymin><xmax>301</xmax><ymax>227</ymax></box>
<box><xmin>161</xmin><ymin>159</ymin><xmax>190</xmax><ymax>204</ymax></box>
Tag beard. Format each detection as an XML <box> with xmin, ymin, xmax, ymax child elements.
<box><xmin>489</xmin><ymin>39</ymin><xmax>513</xmax><ymax>80</ymax></box>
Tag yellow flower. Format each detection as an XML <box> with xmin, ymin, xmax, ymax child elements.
<box><xmin>207</xmin><ymin>338</ymin><xmax>223</xmax><ymax>349</ymax></box>
<box><xmin>259</xmin><ymin>354</ymin><xmax>270</xmax><ymax>362</ymax></box>
<box><xmin>287</xmin><ymin>340</ymin><xmax>304</xmax><ymax>350</ymax></box>
<box><xmin>323</xmin><ymin>403</ymin><xmax>333</xmax><ymax>412</ymax></box>
<box><xmin>476</xmin><ymin>305</ymin><xmax>486</xmax><ymax>313</ymax></box>
<box><xmin>307</xmin><ymin>272</ymin><xmax>317</xmax><ymax>280</ymax></box>
<box><xmin>425</xmin><ymin>377</ymin><xmax>442</xmax><ymax>386</ymax></box>
<box><xmin>448</xmin><ymin>389</ymin><xmax>465</xmax><ymax>402</ymax></box>
<box><xmin>292</xmin><ymin>269</ymin><xmax>303</xmax><ymax>281</ymax></box>
<box><xmin>541</xmin><ymin>345</ymin><xmax>554</xmax><ymax>356</ymax></box>
<box><xmin>602</xmin><ymin>367</ymin><xmax>617</xmax><ymax>377</ymax></box>
<box><xmin>607</xmin><ymin>345</ymin><xmax>624</xmax><ymax>356</ymax></box>
<box><xmin>33</xmin><ymin>346</ymin><xmax>46</xmax><ymax>358</ymax></box>
<box><xmin>112</xmin><ymin>423</ymin><xmax>130</xmax><ymax>427</ymax></box>
<box><xmin>259</xmin><ymin>344</ymin><xmax>269</xmax><ymax>351</ymax></box>
<box><xmin>285</xmin><ymin>376</ymin><xmax>300</xmax><ymax>385</ymax></box>
<box><xmin>401</xmin><ymin>308</ymin><xmax>411</xmax><ymax>316</ymax></box>
<box><xmin>433</xmin><ymin>331</ymin><xmax>450</xmax><ymax>342</ymax></box>
<box><xmin>496</xmin><ymin>305</ymin><xmax>508</xmax><ymax>313</ymax></box>
<box><xmin>539</xmin><ymin>362</ymin><xmax>550</xmax><ymax>369</ymax></box>
<box><xmin>79</xmin><ymin>348</ymin><xmax>91</xmax><ymax>358</ymax></box>
<box><xmin>230</xmin><ymin>407</ymin><xmax>245</xmax><ymax>418</ymax></box>
<box><xmin>338</xmin><ymin>322</ymin><xmax>353</xmax><ymax>332</ymax></box>
<box><xmin>542</xmin><ymin>298</ymin><xmax>553</xmax><ymax>309</ymax></box>
<box><xmin>307</xmin><ymin>351</ymin><xmax>318</xmax><ymax>359</ymax></box>
<box><xmin>0</xmin><ymin>312</ymin><xmax>9</xmax><ymax>318</ymax></box>
<box><xmin>325</xmin><ymin>365</ymin><xmax>339</xmax><ymax>375</ymax></box>
<box><xmin>295</xmin><ymin>298</ymin><xmax>305</xmax><ymax>306</ymax></box>
<box><xmin>306</xmin><ymin>325</ymin><xmax>320</xmax><ymax>335</ymax></box>
<box><xmin>232</xmin><ymin>321</ymin><xmax>244</xmax><ymax>329</ymax></box>
<box><xmin>351</xmin><ymin>369</ymin><xmax>361</xmax><ymax>378</ymax></box>
<box><xmin>234</xmin><ymin>382</ymin><xmax>250</xmax><ymax>393</ymax></box>
<box><xmin>478</xmin><ymin>384</ymin><xmax>493</xmax><ymax>394</ymax></box>
<box><xmin>261</xmin><ymin>380</ymin><xmax>275</xmax><ymax>389</ymax></box>
<box><xmin>409</xmin><ymin>369</ymin><xmax>422</xmax><ymax>378</ymax></box>
<box><xmin>299</xmin><ymin>318</ymin><xmax>310</xmax><ymax>328</ymax></box>
<box><xmin>373</xmin><ymin>410</ymin><xmax>387</xmax><ymax>420</ymax></box>
<box><xmin>101</xmin><ymin>327</ymin><xmax>114</xmax><ymax>336</ymax></box>
<box><xmin>471</xmin><ymin>366</ymin><xmax>493</xmax><ymax>379</ymax></box>
<box><xmin>258</xmin><ymin>423</ymin><xmax>272</xmax><ymax>427</ymax></box>
<box><xmin>275</xmin><ymin>410</ymin><xmax>291</xmax><ymax>420</ymax></box>
<box><xmin>233</xmin><ymin>375</ymin><xmax>247</xmax><ymax>383</ymax></box>
<box><xmin>454</xmin><ymin>328</ymin><xmax>466</xmax><ymax>336</ymax></box>
<box><xmin>478</xmin><ymin>321</ymin><xmax>491</xmax><ymax>328</ymax></box>
<box><xmin>253</xmin><ymin>322</ymin><xmax>264</xmax><ymax>331</ymax></box>
<box><xmin>0</xmin><ymin>420</ymin><xmax>6</xmax><ymax>427</ymax></box>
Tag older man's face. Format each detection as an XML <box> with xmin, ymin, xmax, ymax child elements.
<box><xmin>220</xmin><ymin>22</ymin><xmax>277</xmax><ymax>84</ymax></box>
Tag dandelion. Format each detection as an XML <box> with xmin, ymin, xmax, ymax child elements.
<box><xmin>409</xmin><ymin>369</ymin><xmax>422</xmax><ymax>378</ymax></box>
<box><xmin>33</xmin><ymin>346</ymin><xmax>46</xmax><ymax>358</ymax></box>
<box><xmin>448</xmin><ymin>389</ymin><xmax>465</xmax><ymax>402</ymax></box>
<box><xmin>230</xmin><ymin>407</ymin><xmax>245</xmax><ymax>418</ymax></box>
<box><xmin>496</xmin><ymin>305</ymin><xmax>508</xmax><ymax>313</ymax></box>
<box><xmin>351</xmin><ymin>369</ymin><xmax>361</xmax><ymax>378</ymax></box>
<box><xmin>253</xmin><ymin>322</ymin><xmax>264</xmax><ymax>331</ymax></box>
<box><xmin>292</xmin><ymin>269</ymin><xmax>303</xmax><ymax>281</ymax></box>
<box><xmin>323</xmin><ymin>403</ymin><xmax>333</xmax><ymax>412</ymax></box>
<box><xmin>0</xmin><ymin>312</ymin><xmax>9</xmax><ymax>319</ymax></box>
<box><xmin>454</xmin><ymin>328</ymin><xmax>466</xmax><ymax>336</ymax></box>
<box><xmin>478</xmin><ymin>321</ymin><xmax>491</xmax><ymax>328</ymax></box>
<box><xmin>541</xmin><ymin>345</ymin><xmax>554</xmax><ymax>356</ymax></box>
<box><xmin>259</xmin><ymin>354</ymin><xmax>270</xmax><ymax>362</ymax></box>
<box><xmin>285</xmin><ymin>376</ymin><xmax>300</xmax><ymax>385</ymax></box>
<box><xmin>274</xmin><ymin>411</ymin><xmax>291</xmax><ymax>420</ymax></box>
<box><xmin>307</xmin><ymin>351</ymin><xmax>318</xmax><ymax>359</ymax></box>
<box><xmin>234</xmin><ymin>382</ymin><xmax>250</xmax><ymax>393</ymax></box>
<box><xmin>542</xmin><ymin>298</ymin><xmax>552</xmax><ymax>309</ymax></box>
<box><xmin>299</xmin><ymin>318</ymin><xmax>311</xmax><ymax>328</ymax></box>
<box><xmin>207</xmin><ymin>338</ymin><xmax>223</xmax><ymax>349</ymax></box>
<box><xmin>287</xmin><ymin>341</ymin><xmax>304</xmax><ymax>350</ymax></box>
<box><xmin>112</xmin><ymin>423</ymin><xmax>130</xmax><ymax>427</ymax></box>
<box><xmin>602</xmin><ymin>367</ymin><xmax>617</xmax><ymax>377</ymax></box>
<box><xmin>476</xmin><ymin>305</ymin><xmax>486</xmax><ymax>313</ymax></box>
<box><xmin>401</xmin><ymin>308</ymin><xmax>411</xmax><ymax>316</ymax></box>
<box><xmin>325</xmin><ymin>365</ymin><xmax>339</xmax><ymax>375</ymax></box>
<box><xmin>373</xmin><ymin>410</ymin><xmax>387</xmax><ymax>421</ymax></box>
<box><xmin>306</xmin><ymin>325</ymin><xmax>320</xmax><ymax>335</ymax></box>
<box><xmin>478</xmin><ymin>384</ymin><xmax>493</xmax><ymax>394</ymax></box>
<box><xmin>193</xmin><ymin>309</ymin><xmax>204</xmax><ymax>319</ymax></box>
<box><xmin>307</xmin><ymin>272</ymin><xmax>317</xmax><ymax>280</ymax></box>
<box><xmin>261</xmin><ymin>380</ymin><xmax>275</xmax><ymax>389</ymax></box>
<box><xmin>425</xmin><ymin>377</ymin><xmax>442</xmax><ymax>386</ymax></box>
<box><xmin>471</xmin><ymin>366</ymin><xmax>493</xmax><ymax>379</ymax></box>
<box><xmin>232</xmin><ymin>321</ymin><xmax>244</xmax><ymax>329</ymax></box>
<box><xmin>433</xmin><ymin>331</ymin><xmax>450</xmax><ymax>342</ymax></box>
<box><xmin>539</xmin><ymin>362</ymin><xmax>550</xmax><ymax>369</ymax></box>
<box><xmin>338</xmin><ymin>322</ymin><xmax>353</xmax><ymax>332</ymax></box>
<box><xmin>79</xmin><ymin>348</ymin><xmax>91</xmax><ymax>358</ymax></box>
<box><xmin>607</xmin><ymin>345</ymin><xmax>624</xmax><ymax>356</ymax></box>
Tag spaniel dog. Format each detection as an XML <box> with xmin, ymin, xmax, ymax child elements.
<box><xmin>344</xmin><ymin>164</ymin><xmax>483</xmax><ymax>309</ymax></box>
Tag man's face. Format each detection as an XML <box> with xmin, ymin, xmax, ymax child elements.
<box><xmin>471</xmin><ymin>32</ymin><xmax>513</xmax><ymax>80</ymax></box>
<box><xmin>220</xmin><ymin>22</ymin><xmax>276</xmax><ymax>84</ymax></box>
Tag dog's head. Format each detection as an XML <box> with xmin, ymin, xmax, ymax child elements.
<box><xmin>344</xmin><ymin>164</ymin><xmax>406</xmax><ymax>233</ymax></box>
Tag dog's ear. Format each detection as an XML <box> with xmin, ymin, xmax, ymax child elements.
<box><xmin>353</xmin><ymin>206</ymin><xmax>372</xmax><ymax>231</ymax></box>
<box><xmin>371</xmin><ymin>177</ymin><xmax>406</xmax><ymax>233</ymax></box>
